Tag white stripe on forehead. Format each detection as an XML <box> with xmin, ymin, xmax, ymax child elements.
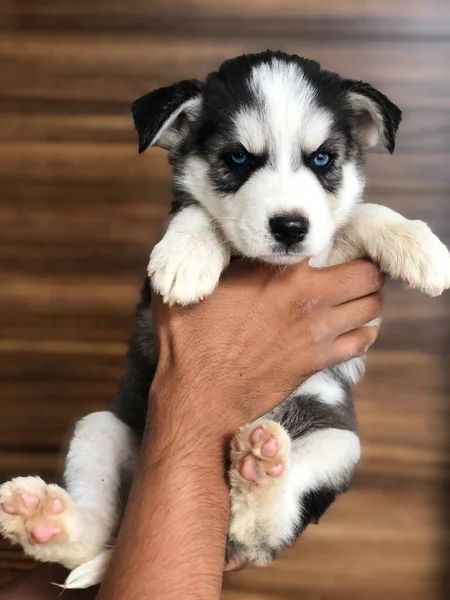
<box><xmin>233</xmin><ymin>59</ymin><xmax>332</xmax><ymax>157</ymax></box>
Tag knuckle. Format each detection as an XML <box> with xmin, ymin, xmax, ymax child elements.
<box><xmin>308</xmin><ymin>319</ymin><xmax>327</xmax><ymax>345</ymax></box>
<box><xmin>292</xmin><ymin>296</ymin><xmax>319</xmax><ymax>318</ymax></box>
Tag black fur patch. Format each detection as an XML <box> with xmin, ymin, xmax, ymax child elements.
<box><xmin>131</xmin><ymin>79</ymin><xmax>203</xmax><ymax>153</ymax></box>
<box><xmin>111</xmin><ymin>277</ymin><xmax>156</xmax><ymax>438</ymax></box>
<box><xmin>297</xmin><ymin>486</ymin><xmax>340</xmax><ymax>533</ymax></box>
<box><xmin>272</xmin><ymin>386</ymin><xmax>357</xmax><ymax>442</ymax></box>
<box><xmin>211</xmin><ymin>150</ymin><xmax>269</xmax><ymax>195</ymax></box>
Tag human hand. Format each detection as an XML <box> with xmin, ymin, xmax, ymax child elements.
<box><xmin>150</xmin><ymin>259</ymin><xmax>383</xmax><ymax>438</ymax></box>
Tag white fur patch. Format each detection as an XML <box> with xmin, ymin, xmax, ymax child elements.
<box><xmin>336</xmin><ymin>358</ymin><xmax>366</xmax><ymax>385</ymax></box>
<box><xmin>291</xmin><ymin>428</ymin><xmax>360</xmax><ymax>496</ymax></box>
<box><xmin>233</xmin><ymin>107</ymin><xmax>267</xmax><ymax>155</ymax></box>
<box><xmin>63</xmin><ymin>549</ymin><xmax>113</xmax><ymax>589</ymax></box>
<box><xmin>296</xmin><ymin>371</ymin><xmax>345</xmax><ymax>405</ymax></box>
<box><xmin>249</xmin><ymin>60</ymin><xmax>332</xmax><ymax>156</ymax></box>
<box><xmin>333</xmin><ymin>162</ymin><xmax>365</xmax><ymax>227</ymax></box>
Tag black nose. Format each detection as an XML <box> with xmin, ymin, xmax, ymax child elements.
<box><xmin>269</xmin><ymin>215</ymin><xmax>309</xmax><ymax>247</ymax></box>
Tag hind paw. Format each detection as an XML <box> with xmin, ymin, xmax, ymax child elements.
<box><xmin>0</xmin><ymin>477</ymin><xmax>71</xmax><ymax>547</ymax></box>
<box><xmin>230</xmin><ymin>420</ymin><xmax>291</xmax><ymax>486</ymax></box>
<box><xmin>1</xmin><ymin>476</ymin><xmax>110</xmax><ymax>570</ymax></box>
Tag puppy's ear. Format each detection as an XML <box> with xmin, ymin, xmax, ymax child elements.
<box><xmin>131</xmin><ymin>79</ymin><xmax>203</xmax><ymax>153</ymax></box>
<box><xmin>341</xmin><ymin>79</ymin><xmax>402</xmax><ymax>153</ymax></box>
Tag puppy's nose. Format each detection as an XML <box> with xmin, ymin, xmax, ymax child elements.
<box><xmin>269</xmin><ymin>215</ymin><xmax>309</xmax><ymax>246</ymax></box>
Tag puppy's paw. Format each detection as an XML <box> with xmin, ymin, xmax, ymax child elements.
<box><xmin>0</xmin><ymin>477</ymin><xmax>101</xmax><ymax>569</ymax></box>
<box><xmin>0</xmin><ymin>477</ymin><xmax>78</xmax><ymax>561</ymax></box>
<box><xmin>148</xmin><ymin>234</ymin><xmax>229</xmax><ymax>306</ymax></box>
<box><xmin>380</xmin><ymin>220</ymin><xmax>450</xmax><ymax>297</ymax></box>
<box><xmin>230</xmin><ymin>420</ymin><xmax>291</xmax><ymax>486</ymax></box>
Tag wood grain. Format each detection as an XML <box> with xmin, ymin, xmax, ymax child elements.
<box><xmin>0</xmin><ymin>2</ymin><xmax>449</xmax><ymax>599</ymax></box>
<box><xmin>4</xmin><ymin>1</ymin><xmax>450</xmax><ymax>39</ymax></box>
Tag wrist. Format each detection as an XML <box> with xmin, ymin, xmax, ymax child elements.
<box><xmin>139</xmin><ymin>420</ymin><xmax>231</xmax><ymax>524</ymax></box>
<box><xmin>147</xmin><ymin>368</ymin><xmax>247</xmax><ymax>457</ymax></box>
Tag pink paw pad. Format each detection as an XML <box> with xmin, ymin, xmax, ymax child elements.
<box><xmin>250</xmin><ymin>426</ymin><xmax>279</xmax><ymax>458</ymax></box>
<box><xmin>29</xmin><ymin>522</ymin><xmax>62</xmax><ymax>545</ymax></box>
<box><xmin>21</xmin><ymin>493</ymin><xmax>40</xmax><ymax>511</ymax></box>
<box><xmin>250</xmin><ymin>426</ymin><xmax>265</xmax><ymax>445</ymax></box>
<box><xmin>50</xmin><ymin>497</ymin><xmax>64</xmax><ymax>515</ymax></box>
<box><xmin>261</xmin><ymin>435</ymin><xmax>278</xmax><ymax>458</ymax></box>
<box><xmin>250</xmin><ymin>425</ymin><xmax>278</xmax><ymax>458</ymax></box>
<box><xmin>238</xmin><ymin>458</ymin><xmax>259</xmax><ymax>482</ymax></box>
<box><xmin>1</xmin><ymin>500</ymin><xmax>17</xmax><ymax>515</ymax></box>
<box><xmin>266</xmin><ymin>463</ymin><xmax>284</xmax><ymax>478</ymax></box>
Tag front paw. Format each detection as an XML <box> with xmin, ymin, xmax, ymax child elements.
<box><xmin>381</xmin><ymin>221</ymin><xmax>450</xmax><ymax>297</ymax></box>
<box><xmin>148</xmin><ymin>237</ymin><xmax>229</xmax><ymax>306</ymax></box>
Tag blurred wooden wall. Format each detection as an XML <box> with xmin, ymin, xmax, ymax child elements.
<box><xmin>0</xmin><ymin>1</ymin><xmax>449</xmax><ymax>598</ymax></box>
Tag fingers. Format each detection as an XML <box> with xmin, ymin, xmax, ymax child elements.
<box><xmin>331</xmin><ymin>326</ymin><xmax>380</xmax><ymax>366</ymax></box>
<box><xmin>313</xmin><ymin>260</ymin><xmax>384</xmax><ymax>306</ymax></box>
<box><xmin>324</xmin><ymin>291</ymin><xmax>383</xmax><ymax>338</ymax></box>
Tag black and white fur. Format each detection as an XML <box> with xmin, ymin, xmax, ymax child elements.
<box><xmin>1</xmin><ymin>51</ymin><xmax>450</xmax><ymax>588</ymax></box>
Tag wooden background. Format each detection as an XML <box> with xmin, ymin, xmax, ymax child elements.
<box><xmin>1</xmin><ymin>1</ymin><xmax>449</xmax><ymax>598</ymax></box>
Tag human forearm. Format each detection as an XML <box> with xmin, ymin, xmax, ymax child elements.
<box><xmin>96</xmin><ymin>381</ymin><xmax>234</xmax><ymax>600</ymax></box>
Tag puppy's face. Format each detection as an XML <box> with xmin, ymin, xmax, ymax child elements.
<box><xmin>133</xmin><ymin>52</ymin><xmax>401</xmax><ymax>263</ymax></box>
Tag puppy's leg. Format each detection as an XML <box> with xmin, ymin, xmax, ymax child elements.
<box><xmin>332</xmin><ymin>203</ymin><xmax>450</xmax><ymax>297</ymax></box>
<box><xmin>0</xmin><ymin>411</ymin><xmax>138</xmax><ymax>581</ymax></box>
<box><xmin>148</xmin><ymin>204</ymin><xmax>230</xmax><ymax>306</ymax></box>
<box><xmin>228</xmin><ymin>420</ymin><xmax>291</xmax><ymax>565</ymax></box>
<box><xmin>227</xmin><ymin>417</ymin><xmax>359</xmax><ymax>565</ymax></box>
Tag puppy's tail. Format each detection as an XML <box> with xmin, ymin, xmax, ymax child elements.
<box><xmin>60</xmin><ymin>548</ymin><xmax>113</xmax><ymax>589</ymax></box>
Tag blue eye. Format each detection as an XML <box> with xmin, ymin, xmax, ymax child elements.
<box><xmin>313</xmin><ymin>152</ymin><xmax>331</xmax><ymax>168</ymax></box>
<box><xmin>231</xmin><ymin>152</ymin><xmax>248</xmax><ymax>165</ymax></box>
